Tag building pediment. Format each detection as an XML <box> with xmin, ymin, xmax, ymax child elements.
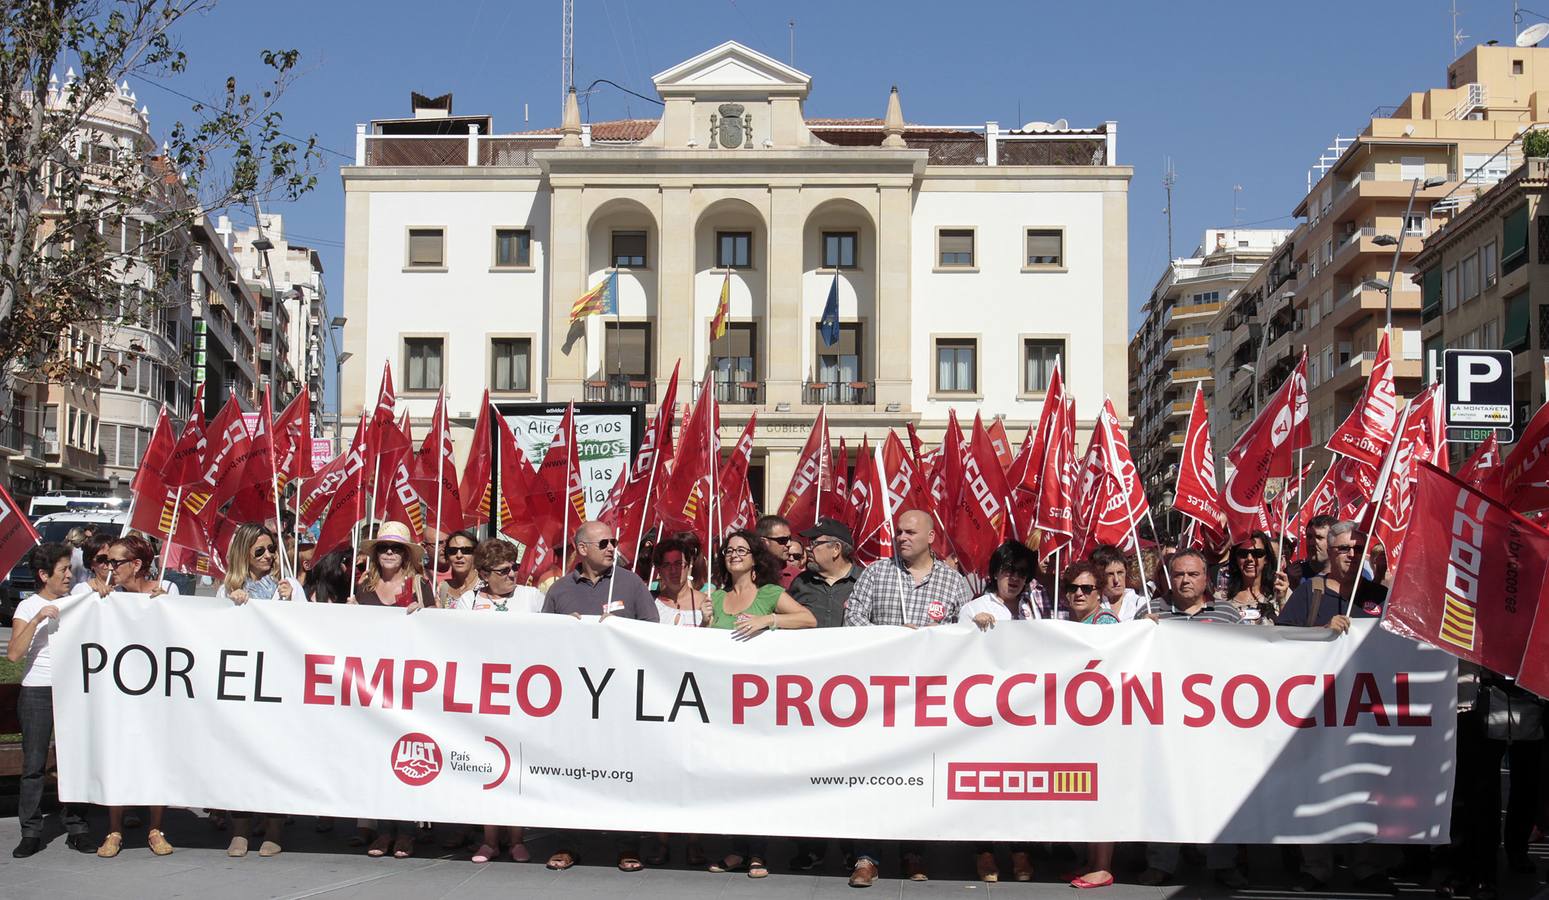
<box><xmin>652</xmin><ymin>41</ymin><xmax>811</xmax><ymax>100</ymax></box>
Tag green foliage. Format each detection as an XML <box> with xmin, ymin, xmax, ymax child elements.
<box><xmin>1524</xmin><ymin>129</ymin><xmax>1549</xmax><ymax>160</ymax></box>
<box><xmin>0</xmin><ymin>0</ymin><xmax>321</xmax><ymax>382</ymax></box>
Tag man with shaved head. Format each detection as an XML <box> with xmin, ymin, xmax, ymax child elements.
<box><xmin>540</xmin><ymin>520</ymin><xmax>658</xmax><ymax>620</ymax></box>
<box><xmin>842</xmin><ymin>508</ymin><xmax>971</xmax><ymax>886</ymax></box>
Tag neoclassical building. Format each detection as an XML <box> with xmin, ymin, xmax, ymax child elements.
<box><xmin>340</xmin><ymin>41</ymin><xmax>1130</xmax><ymax>506</ymax></box>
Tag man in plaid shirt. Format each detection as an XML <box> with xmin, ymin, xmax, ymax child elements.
<box><xmin>842</xmin><ymin>509</ymin><xmax>970</xmax><ymax>886</ymax></box>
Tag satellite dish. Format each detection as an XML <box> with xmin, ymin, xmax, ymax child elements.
<box><xmin>1517</xmin><ymin>22</ymin><xmax>1549</xmax><ymax>46</ymax></box>
<box><xmin>1022</xmin><ymin>121</ymin><xmax>1053</xmax><ymax>132</ymax></box>
<box><xmin>1053</xmin><ymin>118</ymin><xmax>1069</xmax><ymax>131</ymax></box>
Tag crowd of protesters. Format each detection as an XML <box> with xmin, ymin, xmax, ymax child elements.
<box><xmin>3</xmin><ymin>510</ymin><xmax>1537</xmax><ymax>897</ymax></box>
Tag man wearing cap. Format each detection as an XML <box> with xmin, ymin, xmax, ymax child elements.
<box><xmin>787</xmin><ymin>518</ymin><xmax>858</xmax><ymax>630</ymax></box>
<box><xmin>540</xmin><ymin>521</ymin><xmax>657</xmax><ymax>620</ymax></box>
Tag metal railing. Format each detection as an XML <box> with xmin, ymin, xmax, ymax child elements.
<box><xmin>803</xmin><ymin>380</ymin><xmax>873</xmax><ymax>406</ymax></box>
<box><xmin>695</xmin><ymin>379</ymin><xmax>764</xmax><ymax>405</ymax></box>
<box><xmin>584</xmin><ymin>376</ymin><xmax>654</xmax><ymax>403</ymax></box>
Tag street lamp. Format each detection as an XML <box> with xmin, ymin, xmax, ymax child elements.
<box><xmin>334</xmin><ymin>350</ymin><xmax>352</xmax><ymax>447</ymax></box>
<box><xmin>1374</xmin><ymin>174</ymin><xmax>1448</xmax><ymax>330</ymax></box>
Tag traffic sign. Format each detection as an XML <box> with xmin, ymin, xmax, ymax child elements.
<box><xmin>1443</xmin><ymin>349</ymin><xmax>1514</xmax><ymax>429</ymax></box>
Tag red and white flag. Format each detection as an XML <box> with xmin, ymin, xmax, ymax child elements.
<box><xmin>1457</xmin><ymin>434</ymin><xmax>1507</xmax><ymax>500</ymax></box>
<box><xmin>849</xmin><ymin>439</ymin><xmax>895</xmax><ymax>566</ymax></box>
<box><xmin>411</xmin><ymin>390</ymin><xmax>466</xmax><ymax>536</ymax></box>
<box><xmin>879</xmin><ymin>429</ymin><xmax>930</xmax><ymax>517</ymax></box>
<box><xmin>948</xmin><ymin>415</ymin><xmax>1011</xmax><ymax>576</ymax></box>
<box><xmin>1325</xmin><ymin>332</ymin><xmax>1399</xmax><ymax>468</ymax></box>
<box><xmin>718</xmin><ymin>413</ymin><xmax>760</xmax><ymax>536</ymax></box>
<box><xmin>1173</xmin><ymin>384</ymin><xmax>1225</xmax><ymax>533</ymax></box>
<box><xmin>312</xmin><ymin>416</ymin><xmax>370</xmax><ymax>557</ymax></box>
<box><xmin>1222</xmin><ymin>352</ymin><xmax>1310</xmax><ymax>543</ymax></box>
<box><xmin>777</xmin><ymin>407</ymin><xmax>830</xmax><ymax>534</ymax></box>
<box><xmin>600</xmin><ymin>363</ymin><xmax>680</xmax><ymax>561</ymax></box>
<box><xmin>1505</xmin><ymin>400</ymin><xmax>1549</xmax><ymax>514</ymax></box>
<box><xmin>272</xmin><ymin>389</ymin><xmax>313</xmax><ymax>491</ymax></box>
<box><xmin>1034</xmin><ymin>395</ymin><xmax>1078</xmax><ymax>560</ymax></box>
<box><xmin>657</xmin><ymin>386</ymin><xmax>719</xmax><ymax>544</ymax></box>
<box><xmin>1372</xmin><ymin>386</ymin><xmax>1447</xmax><ymax>571</ymax></box>
<box><xmin>1074</xmin><ymin>398</ymin><xmax>1148</xmax><ymax>556</ymax></box>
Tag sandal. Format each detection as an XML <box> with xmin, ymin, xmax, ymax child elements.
<box><xmin>749</xmin><ymin>858</ymin><xmax>769</xmax><ymax>878</ymax></box>
<box><xmin>1011</xmin><ymin>850</ymin><xmax>1034</xmax><ymax>882</ymax></box>
<box><xmin>509</xmin><ymin>841</ymin><xmax>530</xmax><ymax>863</ymax></box>
<box><xmin>710</xmin><ymin>854</ymin><xmax>748</xmax><ymax>873</ymax></box>
<box><xmin>547</xmin><ymin>851</ymin><xmax>578</xmax><ymax>870</ymax></box>
<box><xmin>96</xmin><ymin>832</ymin><xmax>123</xmax><ymax>859</ymax></box>
<box><xmin>367</xmin><ymin>834</ymin><xmax>392</xmax><ymax>858</ymax></box>
<box><xmin>618</xmin><ymin>853</ymin><xmax>643</xmax><ymax>872</ymax></box>
<box><xmin>147</xmin><ymin>829</ymin><xmax>174</xmax><ymax>856</ymax></box>
<box><xmin>227</xmin><ymin>836</ymin><xmax>249</xmax><ymax>858</ymax></box>
<box><xmin>472</xmin><ymin>843</ymin><xmax>497</xmax><ymax>864</ymax></box>
<box><xmin>392</xmin><ymin>835</ymin><xmax>414</xmax><ymax>859</ymax></box>
<box><xmin>258</xmin><ymin>841</ymin><xmax>282</xmax><ymax>858</ymax></box>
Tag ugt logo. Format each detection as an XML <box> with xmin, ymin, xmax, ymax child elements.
<box><xmin>391</xmin><ymin>732</ymin><xmax>443</xmax><ymax>787</ymax></box>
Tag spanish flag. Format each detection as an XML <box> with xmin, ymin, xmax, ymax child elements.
<box><xmin>709</xmin><ymin>270</ymin><xmax>731</xmax><ymax>341</ymax></box>
<box><xmin>569</xmin><ymin>270</ymin><xmax>618</xmax><ymax>323</ymax></box>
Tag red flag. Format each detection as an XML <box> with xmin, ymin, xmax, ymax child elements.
<box><xmin>313</xmin><ymin>416</ymin><xmax>370</xmax><ymax>556</ymax></box>
<box><xmin>488</xmin><ymin>414</ymin><xmax>535</xmax><ymax>544</ymax></box>
<box><xmin>410</xmin><ymin>391</ymin><xmax>466</xmax><ymax>535</ymax></box>
<box><xmin>1383</xmin><ymin>463</ymin><xmax>1549</xmax><ymax>693</ymax></box>
<box><xmin>1174</xmin><ymin>384</ymin><xmax>1225</xmax><ymax>534</ymax></box>
<box><xmin>165</xmin><ymin>383</ymin><xmax>209</xmax><ymax>490</ymax></box>
<box><xmin>191</xmin><ymin>395</ymin><xmax>254</xmax><ymax>529</ymax></box>
<box><xmin>372</xmin><ymin>416</ymin><xmax>426</xmax><ymax>540</ymax></box>
<box><xmin>272</xmin><ymin>389</ymin><xmax>313</xmax><ymax>490</ymax></box>
<box><xmin>986</xmin><ymin>417</ymin><xmax>1015</xmax><ymax>472</ymax></box>
<box><xmin>949</xmin><ymin>414</ymin><xmax>1011</xmax><ymax>575</ymax></box>
<box><xmin>777</xmin><ymin>407</ymin><xmax>830</xmax><ymax>534</ymax></box>
<box><xmin>1035</xmin><ymin>395</ymin><xmax>1078</xmax><ymax>560</ymax></box>
<box><xmin>1372</xmin><ymin>387</ymin><xmax>1447</xmax><ymax>570</ymax></box>
<box><xmin>1458</xmin><ymin>434</ymin><xmax>1507</xmax><ymax>500</ymax></box>
<box><xmin>657</xmin><ymin>387</ymin><xmax>719</xmax><ymax>542</ymax></box>
<box><xmin>1505</xmin><ymin>401</ymin><xmax>1549</xmax><ymax>514</ymax></box>
<box><xmin>1289</xmin><ymin>465</ymin><xmax>1340</xmax><ymax>557</ymax></box>
<box><xmin>1325</xmin><ymin>332</ymin><xmax>1399</xmax><ymax>468</ymax></box>
<box><xmin>526</xmin><ymin>404</ymin><xmax>587</xmax><ymax>551</ymax></box>
<box><xmin>460</xmin><ymin>392</ymin><xmax>496</xmax><ymax>527</ymax></box>
<box><xmin>718</xmin><ymin>413</ymin><xmax>760</xmax><ymax>536</ymax></box>
<box><xmin>131</xmin><ymin>408</ymin><xmax>174</xmax><ymax>498</ymax></box>
<box><xmin>364</xmin><ymin>365</ymin><xmax>410</xmax><ymax>468</ymax></box>
<box><xmin>0</xmin><ymin>480</ymin><xmax>40</xmax><ymax>577</ymax></box>
<box><xmin>514</xmin><ymin>535</ymin><xmax>555</xmax><ymax>587</ymax></box>
<box><xmin>923</xmin><ymin>411</ymin><xmax>966</xmax><ymax>559</ymax></box>
<box><xmin>1004</xmin><ymin>425</ymin><xmax>1040</xmax><ymax>541</ymax></box>
<box><xmin>823</xmin><ymin>437</ymin><xmax>855</xmax><ymax>529</ymax></box>
<box><xmin>1331</xmin><ymin>456</ymin><xmax>1380</xmax><ymax>522</ymax></box>
<box><xmin>850</xmin><ymin>440</ymin><xmax>895</xmax><ymax>566</ymax></box>
<box><xmin>1074</xmin><ymin>398</ymin><xmax>1148</xmax><ymax>556</ymax></box>
<box><xmin>600</xmin><ymin>364</ymin><xmax>681</xmax><ymax>562</ymax></box>
<box><xmin>880</xmin><ymin>430</ymin><xmax>930</xmax><ymax>517</ymax></box>
<box><xmin>228</xmin><ymin>388</ymin><xmax>280</xmax><ymax>523</ymax></box>
<box><xmin>1222</xmin><ymin>352</ymin><xmax>1310</xmax><ymax>543</ymax></box>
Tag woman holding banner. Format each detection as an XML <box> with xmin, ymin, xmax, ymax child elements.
<box><xmin>435</xmin><ymin>530</ymin><xmax>481</xmax><ymax>608</ymax></box>
<box><xmin>653</xmin><ymin>537</ymin><xmax>711</xmax><ymax>626</ymax></box>
<box><xmin>705</xmin><ymin>530</ymin><xmax>814</xmax><ymax>878</ymax></box>
<box><xmin>1062</xmin><ymin>561</ymin><xmax>1118</xmax><ymax>889</ymax></box>
<box><xmin>96</xmin><ymin>535</ymin><xmax>176</xmax><ymax>859</ymax></box>
<box><xmin>352</xmin><ymin>522</ymin><xmax>435</xmax><ymax>611</ymax></box>
<box><xmin>216</xmin><ymin>524</ymin><xmax>306</xmax><ymax>605</ymax></box>
<box><xmin>960</xmin><ymin>540</ymin><xmax>1042</xmax><ymax>628</ymax></box>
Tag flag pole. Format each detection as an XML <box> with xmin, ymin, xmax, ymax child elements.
<box><xmin>158</xmin><ymin>486</ymin><xmax>183</xmax><ymax>581</ymax></box>
<box><xmin>271</xmin><ymin>472</ymin><xmax>290</xmax><ymax>581</ymax></box>
<box><xmin>430</xmin><ymin>390</ymin><xmax>445</xmax><ymax>590</ymax></box>
<box><xmin>1345</xmin><ymin>403</ymin><xmax>1412</xmax><ymax>618</ymax></box>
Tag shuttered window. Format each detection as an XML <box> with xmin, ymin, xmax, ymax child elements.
<box><xmin>407</xmin><ymin>228</ymin><xmax>445</xmax><ymax>268</ymax></box>
<box><xmin>604</xmin><ymin>322</ymin><xmax>651</xmax><ymax>379</ymax></box>
<box><xmin>1503</xmin><ymin>204</ymin><xmax>1529</xmax><ymax>275</ymax></box>
<box><xmin>1421</xmin><ymin>267</ymin><xmax>1442</xmax><ymax>321</ymax></box>
<box><xmin>1025</xmin><ymin>229</ymin><xmax>1064</xmax><ymax>266</ymax></box>
<box><xmin>938</xmin><ymin>230</ymin><xmax>974</xmax><ymax>267</ymax></box>
<box><xmin>1505</xmin><ymin>291</ymin><xmax>1531</xmax><ymax>351</ymax></box>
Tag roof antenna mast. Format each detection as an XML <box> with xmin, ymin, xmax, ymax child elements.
<box><xmin>1162</xmin><ymin>157</ymin><xmax>1176</xmax><ymax>261</ymax></box>
<box><xmin>562</xmin><ymin>0</ymin><xmax>574</xmax><ymax>114</ymax></box>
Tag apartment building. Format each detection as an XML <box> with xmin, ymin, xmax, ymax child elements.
<box><xmin>1286</xmin><ymin>45</ymin><xmax>1549</xmax><ymax>446</ymax></box>
<box><xmin>1412</xmin><ymin>154</ymin><xmax>1549</xmax><ymax>439</ymax></box>
<box><xmin>1205</xmin><ymin>238</ymin><xmax>1299</xmax><ymax>457</ymax></box>
<box><xmin>189</xmin><ymin>217</ymin><xmax>261</xmax><ymax>413</ymax></box>
<box><xmin>228</xmin><ymin>214</ymin><xmax>326</xmax><ymax>410</ymax></box>
<box><xmin>339</xmin><ymin>41</ymin><xmax>1131</xmax><ymax>506</ymax></box>
<box><xmin>1129</xmin><ymin>228</ymin><xmax>1288</xmax><ymax>504</ymax></box>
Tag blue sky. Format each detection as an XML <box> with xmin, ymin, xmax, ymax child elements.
<box><xmin>149</xmin><ymin>0</ymin><xmax>1516</xmax><ymax>370</ymax></box>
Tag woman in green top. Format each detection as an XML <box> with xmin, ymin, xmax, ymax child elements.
<box><xmin>705</xmin><ymin>530</ymin><xmax>814</xmax><ymax>878</ymax></box>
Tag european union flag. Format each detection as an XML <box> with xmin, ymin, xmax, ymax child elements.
<box><xmin>819</xmin><ymin>275</ymin><xmax>840</xmax><ymax>346</ymax></box>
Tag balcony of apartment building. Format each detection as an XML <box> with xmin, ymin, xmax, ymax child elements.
<box><xmin>1162</xmin><ymin>297</ymin><xmax>1224</xmax><ymax>329</ymax></box>
<box><xmin>1323</xmin><ymin>279</ymin><xmax>1423</xmax><ymax>333</ymax></box>
<box><xmin>1168</xmin><ymin>364</ymin><xmax>1213</xmax><ymax>389</ymax></box>
<box><xmin>1328</xmin><ymin>224</ymin><xmax>1426</xmax><ymax>283</ymax></box>
<box><xmin>1322</xmin><ymin>347</ymin><xmax>1423</xmax><ymax>396</ymax></box>
<box><xmin>1163</xmin><ymin>334</ymin><xmax>1210</xmax><ymax>360</ymax></box>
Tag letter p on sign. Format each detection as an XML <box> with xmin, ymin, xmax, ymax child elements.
<box><xmin>1444</xmin><ymin>349</ymin><xmax>1513</xmax><ymax>430</ymax></box>
<box><xmin>1457</xmin><ymin>356</ymin><xmax>1502</xmax><ymax>402</ymax></box>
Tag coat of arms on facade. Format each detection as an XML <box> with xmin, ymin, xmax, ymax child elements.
<box><xmin>711</xmin><ymin>103</ymin><xmax>751</xmax><ymax>148</ymax></box>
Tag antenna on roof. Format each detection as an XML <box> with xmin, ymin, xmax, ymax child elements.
<box><xmin>1162</xmin><ymin>157</ymin><xmax>1176</xmax><ymax>260</ymax></box>
<box><xmin>789</xmin><ymin>19</ymin><xmax>796</xmax><ymax>65</ymax></box>
<box><xmin>1452</xmin><ymin>0</ymin><xmax>1468</xmax><ymax>59</ymax></box>
<box><xmin>561</xmin><ymin>0</ymin><xmax>574</xmax><ymax>115</ymax></box>
<box><xmin>1233</xmin><ymin>183</ymin><xmax>1245</xmax><ymax>227</ymax></box>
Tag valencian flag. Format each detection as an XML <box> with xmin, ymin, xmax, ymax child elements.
<box><xmin>1173</xmin><ymin>384</ymin><xmax>1226</xmax><ymax>535</ymax></box>
<box><xmin>1505</xmin><ymin>400</ymin><xmax>1549</xmax><ymax>514</ymax></box>
<box><xmin>1222</xmin><ymin>352</ymin><xmax>1310</xmax><ymax>543</ymax></box>
<box><xmin>818</xmin><ymin>275</ymin><xmax>841</xmax><ymax>346</ymax></box>
<box><xmin>777</xmin><ymin>406</ymin><xmax>830</xmax><ymax>534</ymax></box>
<box><xmin>411</xmin><ymin>389</ymin><xmax>466</xmax><ymax>535</ymax></box>
<box><xmin>600</xmin><ymin>362</ymin><xmax>680</xmax><ymax>563</ymax></box>
<box><xmin>1383</xmin><ymin>462</ymin><xmax>1549</xmax><ymax>693</ymax></box>
<box><xmin>1325</xmin><ymin>331</ymin><xmax>1399</xmax><ymax>468</ymax></box>
<box><xmin>569</xmin><ymin>270</ymin><xmax>618</xmax><ymax>323</ymax></box>
<box><xmin>710</xmin><ymin>271</ymin><xmax>731</xmax><ymax>341</ymax></box>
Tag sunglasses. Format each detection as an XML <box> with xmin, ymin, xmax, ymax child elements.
<box><xmin>1330</xmin><ymin>544</ymin><xmax>1363</xmax><ymax>555</ymax></box>
<box><xmin>723</xmin><ymin>546</ymin><xmax>752</xmax><ymax>558</ymax></box>
<box><xmin>584</xmin><ymin>538</ymin><xmax>618</xmax><ymax>550</ymax></box>
<box><xmin>92</xmin><ymin>554</ymin><xmax>110</xmax><ymax>565</ymax></box>
<box><xmin>253</xmin><ymin>545</ymin><xmax>275</xmax><ymax>558</ymax></box>
<box><xmin>1064</xmin><ymin>583</ymin><xmax>1099</xmax><ymax>595</ymax></box>
<box><xmin>765</xmin><ymin>535</ymin><xmax>792</xmax><ymax>546</ymax></box>
<box><xmin>107</xmin><ymin>558</ymin><xmax>136</xmax><ymax>569</ymax></box>
<box><xmin>445</xmin><ymin>546</ymin><xmax>474</xmax><ymax>556</ymax></box>
<box><xmin>486</xmin><ymin>564</ymin><xmax>515</xmax><ymax>577</ymax></box>
<box><xmin>376</xmin><ymin>545</ymin><xmax>404</xmax><ymax>556</ymax></box>
<box><xmin>1234</xmin><ymin>548</ymin><xmax>1266</xmax><ymax>559</ymax></box>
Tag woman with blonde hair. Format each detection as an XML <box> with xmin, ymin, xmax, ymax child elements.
<box><xmin>352</xmin><ymin>522</ymin><xmax>435</xmax><ymax>612</ymax></box>
<box><xmin>216</xmin><ymin>524</ymin><xmax>306</xmax><ymax>606</ymax></box>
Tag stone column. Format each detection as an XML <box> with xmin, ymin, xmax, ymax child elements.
<box><xmin>874</xmin><ymin>184</ymin><xmax>913</xmax><ymax>410</ymax></box>
<box><xmin>765</xmin><ymin>185</ymin><xmax>804</xmax><ymax>406</ymax></box>
<box><xmin>546</xmin><ymin>184</ymin><xmax>586</xmax><ymax>401</ymax></box>
<box><xmin>658</xmin><ymin>186</ymin><xmax>694</xmax><ymax>396</ymax></box>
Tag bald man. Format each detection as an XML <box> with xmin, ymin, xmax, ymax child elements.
<box><xmin>540</xmin><ymin>521</ymin><xmax>657</xmax><ymax>620</ymax></box>
<box><xmin>843</xmin><ymin>509</ymin><xmax>970</xmax><ymax>629</ymax></box>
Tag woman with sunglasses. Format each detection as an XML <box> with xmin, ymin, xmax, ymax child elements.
<box><xmin>69</xmin><ymin>533</ymin><xmax>118</xmax><ymax>598</ymax></box>
<box><xmin>653</xmin><ymin>537</ymin><xmax>711</xmax><ymax>627</ymax></box>
<box><xmin>959</xmin><ymin>540</ymin><xmax>1043</xmax><ymax>632</ymax></box>
<box><xmin>216</xmin><ymin>524</ymin><xmax>307</xmax><ymax>606</ymax></box>
<box><xmin>95</xmin><ymin>535</ymin><xmax>175</xmax><ymax>859</ymax></box>
<box><xmin>705</xmin><ymin>530</ymin><xmax>814</xmax><ymax>879</ymax></box>
<box><xmin>352</xmin><ymin>522</ymin><xmax>435</xmax><ymax>613</ymax></box>
<box><xmin>1220</xmin><ymin>531</ymin><xmax>1288</xmax><ymax>625</ymax></box>
<box><xmin>1062</xmin><ymin>561</ymin><xmax>1119</xmax><ymax>889</ymax></box>
<box><xmin>435</xmin><ymin>530</ymin><xmax>481</xmax><ymax>609</ymax></box>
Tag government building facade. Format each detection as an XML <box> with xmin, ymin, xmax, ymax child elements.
<box><xmin>339</xmin><ymin>41</ymin><xmax>1130</xmax><ymax>507</ymax></box>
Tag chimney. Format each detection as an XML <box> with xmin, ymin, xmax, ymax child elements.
<box><xmin>410</xmin><ymin>91</ymin><xmax>453</xmax><ymax>120</ymax></box>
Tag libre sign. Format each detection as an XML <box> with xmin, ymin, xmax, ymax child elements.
<box><xmin>1444</xmin><ymin>349</ymin><xmax>1514</xmax><ymax>439</ymax></box>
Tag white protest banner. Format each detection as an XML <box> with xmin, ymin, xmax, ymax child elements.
<box><xmin>503</xmin><ymin>407</ymin><xmax>634</xmax><ymax>518</ymax></box>
<box><xmin>54</xmin><ymin>597</ymin><xmax>1454</xmax><ymax>844</ymax></box>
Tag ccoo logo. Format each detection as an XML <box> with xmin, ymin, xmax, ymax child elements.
<box><xmin>391</xmin><ymin>732</ymin><xmax>443</xmax><ymax>786</ymax></box>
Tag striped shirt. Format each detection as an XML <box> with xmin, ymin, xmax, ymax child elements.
<box><xmin>844</xmin><ymin>556</ymin><xmax>971</xmax><ymax>627</ymax></box>
<box><xmin>1139</xmin><ymin>595</ymin><xmax>1245</xmax><ymax>624</ymax></box>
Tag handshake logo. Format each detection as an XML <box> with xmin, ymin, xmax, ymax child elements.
<box><xmin>391</xmin><ymin>733</ymin><xmax>443</xmax><ymax>787</ymax></box>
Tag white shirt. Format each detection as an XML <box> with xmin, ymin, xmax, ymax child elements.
<box><xmin>1106</xmin><ymin>588</ymin><xmax>1145</xmax><ymax>622</ymax></box>
<box><xmin>958</xmin><ymin>593</ymin><xmax>1035</xmax><ymax>623</ymax></box>
<box><xmin>68</xmin><ymin>579</ymin><xmax>181</xmax><ymax>598</ymax></box>
<box><xmin>655</xmin><ymin>599</ymin><xmax>704</xmax><ymax>627</ymax></box>
<box><xmin>12</xmin><ymin>593</ymin><xmax>64</xmax><ymax>687</ymax></box>
<box><xmin>448</xmin><ymin>585</ymin><xmax>543</xmax><ymax>613</ymax></box>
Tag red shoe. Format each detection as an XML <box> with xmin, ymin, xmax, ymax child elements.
<box><xmin>1070</xmin><ymin>873</ymin><xmax>1114</xmax><ymax>889</ymax></box>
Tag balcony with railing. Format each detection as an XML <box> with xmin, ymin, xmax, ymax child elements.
<box><xmin>803</xmin><ymin>380</ymin><xmax>874</xmax><ymax>406</ymax></box>
<box><xmin>584</xmin><ymin>376</ymin><xmax>654</xmax><ymax>404</ymax></box>
<box><xmin>694</xmin><ymin>379</ymin><xmax>765</xmax><ymax>406</ymax></box>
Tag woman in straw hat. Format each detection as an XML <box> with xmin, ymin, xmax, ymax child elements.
<box><xmin>352</xmin><ymin>521</ymin><xmax>436</xmax><ymax>612</ymax></box>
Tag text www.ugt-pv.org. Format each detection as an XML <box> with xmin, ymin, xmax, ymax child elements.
<box><xmin>528</xmin><ymin>765</ymin><xmax>636</xmax><ymax>784</ymax></box>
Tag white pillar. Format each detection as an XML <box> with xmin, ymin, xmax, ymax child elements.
<box><xmin>354</xmin><ymin>123</ymin><xmax>366</xmax><ymax>166</ymax></box>
<box><xmin>1105</xmin><ymin>120</ymin><xmax>1118</xmax><ymax>165</ymax></box>
<box><xmin>986</xmin><ymin>121</ymin><xmax>998</xmax><ymax>166</ymax></box>
<box><xmin>467</xmin><ymin>123</ymin><xmax>480</xmax><ymax>165</ymax></box>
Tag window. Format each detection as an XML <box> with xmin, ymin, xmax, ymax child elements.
<box><xmin>1503</xmin><ymin>204</ymin><xmax>1529</xmax><ymax>274</ymax></box>
<box><xmin>1514</xmin><ymin>59</ymin><xmax>1525</xmax><ymax>75</ymax></box>
<box><xmin>406</xmin><ymin>228</ymin><xmax>445</xmax><ymax>268</ymax></box>
<box><xmin>816</xmin><ymin>323</ymin><xmax>862</xmax><ymax>384</ymax></box>
<box><xmin>1422</xmin><ymin>267</ymin><xmax>1443</xmax><ymax>320</ymax></box>
<box><xmin>1323</xmin><ymin>346</ymin><xmax>1335</xmax><ymax>378</ymax></box>
<box><xmin>1309</xmin><ymin>357</ymin><xmax>1321</xmax><ymax>387</ymax></box>
<box><xmin>937</xmin><ymin>229</ymin><xmax>975</xmax><ymax>267</ymax></box>
<box><xmin>934</xmin><ymin>339</ymin><xmax>977</xmax><ymax>393</ymax></box>
<box><xmin>67</xmin><ymin>407</ymin><xmax>77</xmax><ymax>448</ymax></box>
<box><xmin>1400</xmin><ymin>157</ymin><xmax>1425</xmax><ymax>181</ymax></box>
<box><xmin>403</xmin><ymin>337</ymin><xmax>444</xmax><ymax>391</ymax></box>
<box><xmin>1444</xmin><ymin>266</ymin><xmax>1458</xmax><ymax>311</ymax></box>
<box><xmin>1483</xmin><ymin>241</ymin><xmax>1498</xmax><ymax>286</ymax></box>
<box><xmin>1025</xmin><ymin>229</ymin><xmax>1064</xmax><ymax>267</ymax></box>
<box><xmin>494</xmin><ymin>228</ymin><xmax>531</xmax><ymax>267</ymax></box>
<box><xmin>1310</xmin><ymin>303</ymin><xmax>1321</xmax><ymax>327</ymax></box>
<box><xmin>1404</xmin><ymin>213</ymin><xmax>1425</xmax><ymax>236</ymax></box>
<box><xmin>490</xmin><ymin>337</ymin><xmax>531</xmax><ymax>392</ymax></box>
<box><xmin>1483</xmin><ymin>317</ymin><xmax>1500</xmax><ymax>348</ymax></box>
<box><xmin>712</xmin><ymin>322</ymin><xmax>757</xmax><ymax>400</ymax></box>
<box><xmin>1023</xmin><ymin>338</ymin><xmax>1064</xmax><ymax>393</ymax></box>
<box><xmin>1465</xmin><ymin>153</ymin><xmax>1509</xmax><ymax>186</ymax></box>
<box><xmin>716</xmin><ymin>231</ymin><xmax>752</xmax><ymax>269</ymax></box>
<box><xmin>1505</xmin><ymin>291</ymin><xmax>1531</xmax><ymax>350</ymax></box>
<box><xmin>1461</xmin><ymin>253</ymin><xmax>1480</xmax><ymax>302</ymax></box>
<box><xmin>612</xmin><ymin>231</ymin><xmax>647</xmax><ymax>268</ymax></box>
<box><xmin>1322</xmin><ymin>239</ymin><xmax>1333</xmax><ymax>264</ymax></box>
<box><xmin>822</xmin><ymin>231</ymin><xmax>857</xmax><ymax>269</ymax></box>
<box><xmin>1400</xmin><ymin>328</ymin><xmax>1422</xmax><ymax>361</ymax></box>
<box><xmin>604</xmin><ymin>322</ymin><xmax>652</xmax><ymax>380</ymax></box>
